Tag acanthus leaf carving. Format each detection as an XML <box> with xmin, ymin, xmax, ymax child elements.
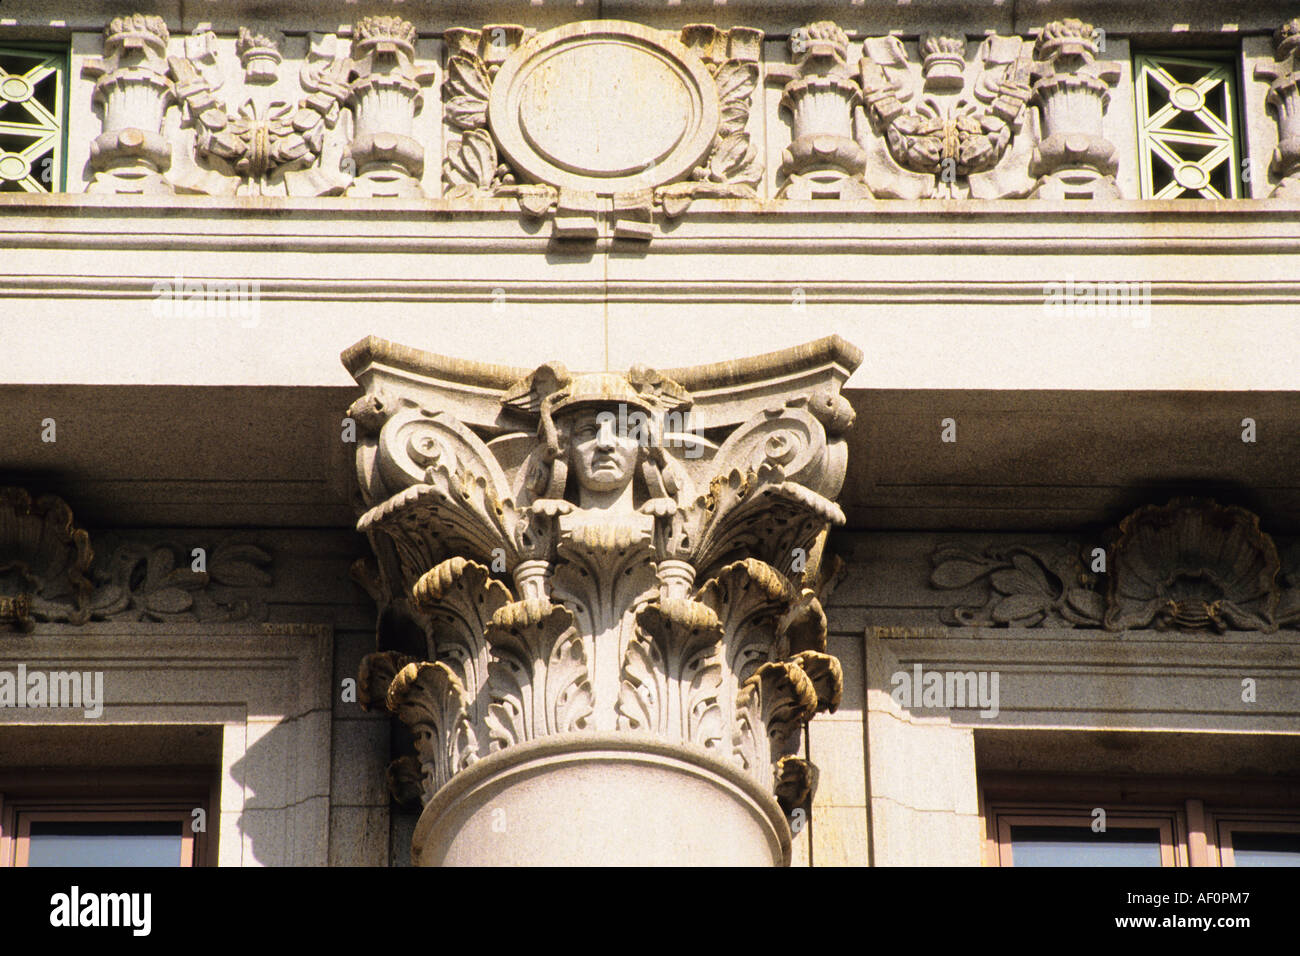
<box><xmin>658</xmin><ymin>28</ymin><xmax>765</xmax><ymax>218</ymax></box>
<box><xmin>0</xmin><ymin>488</ymin><xmax>275</xmax><ymax>629</ymax></box>
<box><xmin>440</xmin><ymin>27</ymin><xmax>526</xmax><ymax>201</ymax></box>
<box><xmin>346</xmin><ymin>336</ymin><xmax>861</xmax><ymax>821</ymax></box>
<box><xmin>484</xmin><ymin>599</ymin><xmax>593</xmax><ymax>750</ymax></box>
<box><xmin>930</xmin><ymin>542</ymin><xmax>1101</xmax><ymax>628</ymax></box>
<box><xmin>386</xmin><ymin>660</ymin><xmax>479</xmax><ymax>800</ymax></box>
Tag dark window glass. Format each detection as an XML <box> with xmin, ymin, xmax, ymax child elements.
<box><xmin>26</xmin><ymin>821</ymin><xmax>184</xmax><ymax>867</ymax></box>
<box><xmin>1010</xmin><ymin>825</ymin><xmax>1163</xmax><ymax>866</ymax></box>
<box><xmin>1232</xmin><ymin>832</ymin><xmax>1300</xmax><ymax>867</ymax></box>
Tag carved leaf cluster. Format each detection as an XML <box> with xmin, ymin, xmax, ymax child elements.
<box><xmin>930</xmin><ymin>544</ymin><xmax>1102</xmax><ymax>627</ymax></box>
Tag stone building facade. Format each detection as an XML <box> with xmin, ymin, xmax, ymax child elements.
<box><xmin>0</xmin><ymin>0</ymin><xmax>1297</xmax><ymax>866</ymax></box>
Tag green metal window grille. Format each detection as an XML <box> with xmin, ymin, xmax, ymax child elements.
<box><xmin>0</xmin><ymin>45</ymin><xmax>67</xmax><ymax>192</ymax></box>
<box><xmin>1135</xmin><ymin>53</ymin><xmax>1242</xmax><ymax>199</ymax></box>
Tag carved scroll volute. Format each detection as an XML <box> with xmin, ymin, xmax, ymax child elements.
<box><xmin>358</xmin><ymin>401</ymin><xmax>517</xmax><ymax>574</ymax></box>
<box><xmin>683</xmin><ymin>388</ymin><xmax>854</xmax><ymax>582</ymax></box>
<box><xmin>1028</xmin><ymin>19</ymin><xmax>1121</xmax><ymax>199</ymax></box>
<box><xmin>345</xmin><ymin>336</ymin><xmax>860</xmax><ymax>818</ymax></box>
<box><xmin>82</xmin><ymin>14</ymin><xmax>176</xmax><ymax>193</ymax></box>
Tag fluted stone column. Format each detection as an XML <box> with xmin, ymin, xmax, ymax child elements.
<box><xmin>344</xmin><ymin>336</ymin><xmax>862</xmax><ymax>866</ymax></box>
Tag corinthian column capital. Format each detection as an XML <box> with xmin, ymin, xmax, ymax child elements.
<box><xmin>344</xmin><ymin>335</ymin><xmax>861</xmax><ymax>865</ymax></box>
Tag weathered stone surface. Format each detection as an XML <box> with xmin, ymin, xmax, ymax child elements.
<box><xmin>344</xmin><ymin>335</ymin><xmax>860</xmax><ymax>864</ymax></box>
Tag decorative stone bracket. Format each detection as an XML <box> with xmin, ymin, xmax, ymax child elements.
<box><xmin>344</xmin><ymin>336</ymin><xmax>862</xmax><ymax>865</ymax></box>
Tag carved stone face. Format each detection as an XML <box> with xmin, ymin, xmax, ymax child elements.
<box><xmin>566</xmin><ymin>407</ymin><xmax>639</xmax><ymax>498</ymax></box>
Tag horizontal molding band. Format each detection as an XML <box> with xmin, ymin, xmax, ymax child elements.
<box><xmin>1</xmin><ymin>276</ymin><xmax>1297</xmax><ymax>305</ymax></box>
<box><xmin>0</xmin><ymin>2</ymin><xmax>1289</xmax><ymax>38</ymax></box>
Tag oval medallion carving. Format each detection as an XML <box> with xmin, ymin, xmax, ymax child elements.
<box><xmin>488</xmin><ymin>21</ymin><xmax>720</xmax><ymax>193</ymax></box>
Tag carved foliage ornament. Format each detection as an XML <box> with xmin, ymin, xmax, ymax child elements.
<box><xmin>85</xmin><ymin>14</ymin><xmax>434</xmax><ymax>197</ymax></box>
<box><xmin>857</xmin><ymin>29</ymin><xmax>1036</xmax><ymax>199</ymax></box>
<box><xmin>931</xmin><ymin>498</ymin><xmax>1298</xmax><ymax>633</ymax></box>
<box><xmin>0</xmin><ymin>488</ymin><xmax>274</xmax><ymax>629</ymax></box>
<box><xmin>442</xmin><ymin>20</ymin><xmax>764</xmax><ymax>236</ymax></box>
<box><xmin>346</xmin><ymin>336</ymin><xmax>862</xmax><ymax>813</ymax></box>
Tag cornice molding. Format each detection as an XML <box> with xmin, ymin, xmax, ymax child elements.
<box><xmin>1</xmin><ymin>3</ymin><xmax>1289</xmax><ymax>36</ymax></box>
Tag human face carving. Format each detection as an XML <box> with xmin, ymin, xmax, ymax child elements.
<box><xmin>567</xmin><ymin>408</ymin><xmax>639</xmax><ymax>497</ymax></box>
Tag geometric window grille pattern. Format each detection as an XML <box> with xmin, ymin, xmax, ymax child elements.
<box><xmin>1134</xmin><ymin>54</ymin><xmax>1242</xmax><ymax>199</ymax></box>
<box><xmin>0</xmin><ymin>47</ymin><xmax>66</xmax><ymax>192</ymax></box>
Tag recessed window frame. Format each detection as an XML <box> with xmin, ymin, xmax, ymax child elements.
<box><xmin>989</xmin><ymin>803</ymin><xmax>1185</xmax><ymax>867</ymax></box>
<box><xmin>0</xmin><ymin>769</ymin><xmax>217</xmax><ymax>868</ymax></box>
<box><xmin>982</xmin><ymin>773</ymin><xmax>1300</xmax><ymax>867</ymax></box>
<box><xmin>12</xmin><ymin>807</ymin><xmax>199</xmax><ymax>867</ymax></box>
<box><xmin>1211</xmin><ymin>813</ymin><xmax>1300</xmax><ymax>868</ymax></box>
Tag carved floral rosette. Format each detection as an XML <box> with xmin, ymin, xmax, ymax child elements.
<box><xmin>346</xmin><ymin>336</ymin><xmax>861</xmax><ymax>828</ymax></box>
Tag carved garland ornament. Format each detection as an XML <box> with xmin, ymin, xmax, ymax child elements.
<box><xmin>857</xmin><ymin>28</ymin><xmax>1036</xmax><ymax>199</ymax></box>
<box><xmin>930</xmin><ymin>498</ymin><xmax>1300</xmax><ymax>633</ymax></box>
<box><xmin>84</xmin><ymin>14</ymin><xmax>435</xmax><ymax>197</ymax></box>
<box><xmin>347</xmin><ymin>336</ymin><xmax>861</xmax><ymax>814</ymax></box>
<box><xmin>100</xmin><ymin>12</ymin><xmax>1300</xmax><ymax>206</ymax></box>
